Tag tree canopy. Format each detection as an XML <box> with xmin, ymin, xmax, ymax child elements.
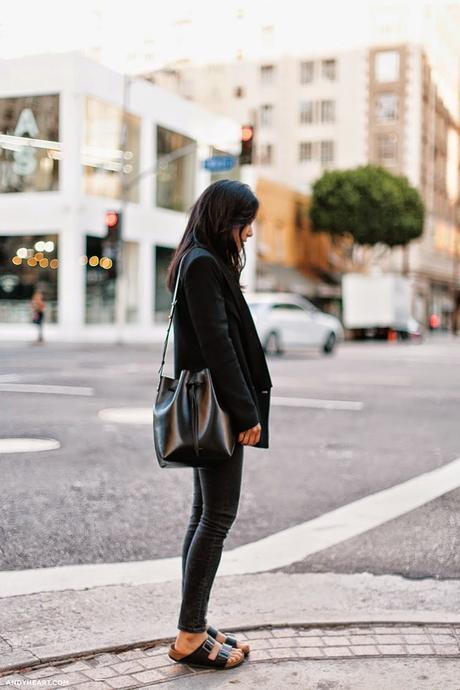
<box><xmin>309</xmin><ymin>165</ymin><xmax>425</xmax><ymax>248</ymax></box>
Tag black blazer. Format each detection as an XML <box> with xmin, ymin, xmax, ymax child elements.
<box><xmin>172</xmin><ymin>244</ymin><xmax>273</xmax><ymax>448</ymax></box>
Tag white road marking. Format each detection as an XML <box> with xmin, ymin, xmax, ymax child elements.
<box><xmin>0</xmin><ymin>375</ymin><xmax>20</xmax><ymax>383</ymax></box>
<box><xmin>98</xmin><ymin>408</ymin><xmax>152</xmax><ymax>424</ymax></box>
<box><xmin>274</xmin><ymin>375</ymin><xmax>411</xmax><ymax>388</ymax></box>
<box><xmin>0</xmin><ymin>438</ymin><xmax>61</xmax><ymax>454</ymax></box>
<box><xmin>272</xmin><ymin>396</ymin><xmax>363</xmax><ymax>411</ymax></box>
<box><xmin>1</xmin><ymin>456</ymin><xmax>459</xmax><ymax>597</ymax></box>
<box><xmin>98</xmin><ymin>396</ymin><xmax>364</xmax><ymax>425</ymax></box>
<box><xmin>0</xmin><ymin>383</ymin><xmax>94</xmax><ymax>396</ymax></box>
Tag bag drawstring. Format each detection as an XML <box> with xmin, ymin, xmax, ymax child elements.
<box><xmin>188</xmin><ymin>380</ymin><xmax>201</xmax><ymax>456</ymax></box>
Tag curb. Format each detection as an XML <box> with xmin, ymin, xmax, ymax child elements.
<box><xmin>1</xmin><ymin>618</ymin><xmax>459</xmax><ymax>676</ymax></box>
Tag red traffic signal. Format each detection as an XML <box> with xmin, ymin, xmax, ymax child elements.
<box><xmin>241</xmin><ymin>125</ymin><xmax>253</xmax><ymax>142</ymax></box>
<box><xmin>240</xmin><ymin>125</ymin><xmax>254</xmax><ymax>165</ymax></box>
<box><xmin>106</xmin><ymin>211</ymin><xmax>119</xmax><ymax>229</ymax></box>
<box><xmin>105</xmin><ymin>210</ymin><xmax>122</xmax><ymax>243</ymax></box>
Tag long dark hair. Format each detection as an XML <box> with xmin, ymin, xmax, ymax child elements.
<box><xmin>166</xmin><ymin>179</ymin><xmax>259</xmax><ymax>292</ymax></box>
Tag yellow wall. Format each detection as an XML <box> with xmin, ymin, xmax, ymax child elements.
<box><xmin>255</xmin><ymin>178</ymin><xmax>347</xmax><ymax>279</ymax></box>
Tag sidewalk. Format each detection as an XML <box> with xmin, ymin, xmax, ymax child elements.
<box><xmin>0</xmin><ymin>571</ymin><xmax>459</xmax><ymax>687</ymax></box>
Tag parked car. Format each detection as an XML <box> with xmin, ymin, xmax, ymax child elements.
<box><xmin>396</xmin><ymin>316</ymin><xmax>424</xmax><ymax>341</ymax></box>
<box><xmin>245</xmin><ymin>292</ymin><xmax>344</xmax><ymax>355</ymax></box>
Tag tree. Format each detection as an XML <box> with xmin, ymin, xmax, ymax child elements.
<box><xmin>309</xmin><ymin>165</ymin><xmax>425</xmax><ymax>250</ymax></box>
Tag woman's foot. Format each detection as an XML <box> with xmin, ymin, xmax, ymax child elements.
<box><xmin>174</xmin><ymin>631</ymin><xmax>244</xmax><ymax>667</ymax></box>
<box><xmin>206</xmin><ymin>625</ymin><xmax>250</xmax><ymax>656</ymax></box>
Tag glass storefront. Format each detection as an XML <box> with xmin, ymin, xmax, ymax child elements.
<box><xmin>154</xmin><ymin>245</ymin><xmax>175</xmax><ymax>321</ymax></box>
<box><xmin>156</xmin><ymin>126</ymin><xmax>196</xmax><ymax>212</ymax></box>
<box><xmin>84</xmin><ymin>235</ymin><xmax>117</xmax><ymax>324</ymax></box>
<box><xmin>0</xmin><ymin>234</ymin><xmax>58</xmax><ymax>322</ymax></box>
<box><xmin>83</xmin><ymin>97</ymin><xmax>140</xmax><ymax>203</ymax></box>
<box><xmin>0</xmin><ymin>94</ymin><xmax>59</xmax><ymax>193</ymax></box>
<box><xmin>84</xmin><ymin>237</ymin><xmax>140</xmax><ymax>325</ymax></box>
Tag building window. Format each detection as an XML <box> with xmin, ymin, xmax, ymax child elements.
<box><xmin>154</xmin><ymin>245</ymin><xmax>175</xmax><ymax>320</ymax></box>
<box><xmin>322</xmin><ymin>59</ymin><xmax>337</xmax><ymax>81</ymax></box>
<box><xmin>84</xmin><ymin>97</ymin><xmax>141</xmax><ymax>203</ymax></box>
<box><xmin>375</xmin><ymin>92</ymin><xmax>399</xmax><ymax>122</ymax></box>
<box><xmin>260</xmin><ymin>104</ymin><xmax>274</xmax><ymax>127</ymax></box>
<box><xmin>320</xmin><ymin>140</ymin><xmax>334</xmax><ymax>164</ymax></box>
<box><xmin>0</xmin><ymin>94</ymin><xmax>59</xmax><ymax>193</ymax></box>
<box><xmin>375</xmin><ymin>50</ymin><xmax>400</xmax><ymax>82</ymax></box>
<box><xmin>0</xmin><ymin>234</ymin><xmax>59</xmax><ymax>323</ymax></box>
<box><xmin>259</xmin><ymin>143</ymin><xmax>273</xmax><ymax>165</ymax></box>
<box><xmin>320</xmin><ymin>100</ymin><xmax>335</xmax><ymax>123</ymax></box>
<box><xmin>300</xmin><ymin>60</ymin><xmax>314</xmax><ymax>84</ymax></box>
<box><xmin>260</xmin><ymin>64</ymin><xmax>275</xmax><ymax>84</ymax></box>
<box><xmin>377</xmin><ymin>132</ymin><xmax>398</xmax><ymax>162</ymax></box>
<box><xmin>156</xmin><ymin>126</ymin><xmax>196</xmax><ymax>212</ymax></box>
<box><xmin>85</xmin><ymin>235</ymin><xmax>116</xmax><ymax>324</ymax></box>
<box><xmin>234</xmin><ymin>86</ymin><xmax>245</xmax><ymax>98</ymax></box>
<box><xmin>300</xmin><ymin>101</ymin><xmax>314</xmax><ymax>124</ymax></box>
<box><xmin>299</xmin><ymin>141</ymin><xmax>312</xmax><ymax>162</ymax></box>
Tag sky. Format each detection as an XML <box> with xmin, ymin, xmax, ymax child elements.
<box><xmin>1</xmin><ymin>0</ymin><xmax>459</xmax><ymax>66</ymax></box>
<box><xmin>1</xmin><ymin>0</ymin><xmax>460</xmax><ymax>111</ymax></box>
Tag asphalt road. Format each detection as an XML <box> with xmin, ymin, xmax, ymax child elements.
<box><xmin>0</xmin><ymin>336</ymin><xmax>459</xmax><ymax>579</ymax></box>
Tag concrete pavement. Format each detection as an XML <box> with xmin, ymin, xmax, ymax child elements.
<box><xmin>0</xmin><ymin>570</ymin><xmax>459</xmax><ymax>682</ymax></box>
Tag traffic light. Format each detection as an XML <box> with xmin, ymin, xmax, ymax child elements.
<box><xmin>239</xmin><ymin>125</ymin><xmax>254</xmax><ymax>165</ymax></box>
<box><xmin>105</xmin><ymin>210</ymin><xmax>122</xmax><ymax>243</ymax></box>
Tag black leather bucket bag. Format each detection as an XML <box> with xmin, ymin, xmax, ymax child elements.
<box><xmin>153</xmin><ymin>254</ymin><xmax>236</xmax><ymax>468</ymax></box>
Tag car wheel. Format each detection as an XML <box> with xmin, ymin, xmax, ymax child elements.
<box><xmin>323</xmin><ymin>331</ymin><xmax>336</xmax><ymax>354</ymax></box>
<box><xmin>264</xmin><ymin>331</ymin><xmax>283</xmax><ymax>356</ymax></box>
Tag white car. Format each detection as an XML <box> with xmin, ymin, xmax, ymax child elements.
<box><xmin>245</xmin><ymin>292</ymin><xmax>344</xmax><ymax>355</ymax></box>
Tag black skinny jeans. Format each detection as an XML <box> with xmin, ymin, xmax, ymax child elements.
<box><xmin>178</xmin><ymin>442</ymin><xmax>244</xmax><ymax>632</ymax></box>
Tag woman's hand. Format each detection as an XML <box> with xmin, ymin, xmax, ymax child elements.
<box><xmin>238</xmin><ymin>423</ymin><xmax>261</xmax><ymax>446</ymax></box>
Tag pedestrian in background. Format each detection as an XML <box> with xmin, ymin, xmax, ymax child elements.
<box><xmin>165</xmin><ymin>180</ymin><xmax>272</xmax><ymax>671</ymax></box>
<box><xmin>31</xmin><ymin>288</ymin><xmax>46</xmax><ymax>344</ymax></box>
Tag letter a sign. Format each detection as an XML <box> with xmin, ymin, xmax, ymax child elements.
<box><xmin>13</xmin><ymin>108</ymin><xmax>40</xmax><ymax>176</ymax></box>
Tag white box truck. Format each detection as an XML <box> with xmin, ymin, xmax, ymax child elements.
<box><xmin>342</xmin><ymin>273</ymin><xmax>414</xmax><ymax>338</ymax></box>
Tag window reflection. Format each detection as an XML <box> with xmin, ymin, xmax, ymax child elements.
<box><xmin>0</xmin><ymin>95</ymin><xmax>59</xmax><ymax>193</ymax></box>
<box><xmin>0</xmin><ymin>234</ymin><xmax>58</xmax><ymax>322</ymax></box>
<box><xmin>154</xmin><ymin>245</ymin><xmax>175</xmax><ymax>320</ymax></box>
<box><xmin>84</xmin><ymin>235</ymin><xmax>116</xmax><ymax>323</ymax></box>
<box><xmin>156</xmin><ymin>126</ymin><xmax>196</xmax><ymax>212</ymax></box>
<box><xmin>83</xmin><ymin>97</ymin><xmax>140</xmax><ymax>203</ymax></box>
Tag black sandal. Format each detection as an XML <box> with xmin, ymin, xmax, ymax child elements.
<box><xmin>168</xmin><ymin>634</ymin><xmax>245</xmax><ymax>670</ymax></box>
<box><xmin>207</xmin><ymin>624</ymin><xmax>250</xmax><ymax>657</ymax></box>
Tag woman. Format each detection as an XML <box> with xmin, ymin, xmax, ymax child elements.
<box><xmin>166</xmin><ymin>180</ymin><xmax>272</xmax><ymax>670</ymax></box>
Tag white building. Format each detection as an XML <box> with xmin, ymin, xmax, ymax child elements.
<box><xmin>0</xmin><ymin>52</ymin><xmax>243</xmax><ymax>342</ymax></box>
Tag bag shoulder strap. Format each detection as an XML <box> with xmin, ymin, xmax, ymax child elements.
<box><xmin>157</xmin><ymin>252</ymin><xmax>188</xmax><ymax>382</ymax></box>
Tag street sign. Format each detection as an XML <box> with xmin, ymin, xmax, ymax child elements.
<box><xmin>202</xmin><ymin>155</ymin><xmax>236</xmax><ymax>172</ymax></box>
